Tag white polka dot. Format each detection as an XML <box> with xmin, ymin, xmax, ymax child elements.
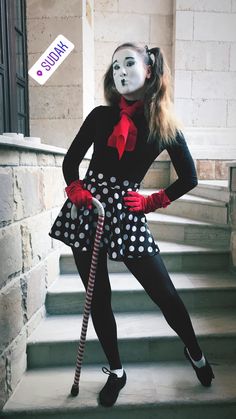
<box><xmin>89</xmin><ymin>170</ymin><xmax>93</xmax><ymax>176</ymax></box>
<box><xmin>79</xmin><ymin>233</ymin><xmax>85</xmax><ymax>239</ymax></box>
<box><xmin>123</xmin><ymin>180</ymin><xmax>129</xmax><ymax>186</ymax></box>
<box><xmin>91</xmin><ymin>178</ymin><xmax>95</xmax><ymax>182</ymax></box>
<box><xmin>71</xmin><ymin>224</ymin><xmax>75</xmax><ymax>230</ymax></box>
<box><xmin>56</xmin><ymin>221</ymin><xmax>62</xmax><ymax>227</ymax></box>
<box><xmin>58</xmin><ymin>211</ymin><xmax>63</xmax><ymax>217</ymax></box>
<box><xmin>140</xmin><ymin>226</ymin><xmax>146</xmax><ymax>232</ymax></box>
<box><xmin>98</xmin><ymin>173</ymin><xmax>104</xmax><ymax>179</ymax></box>
<box><xmin>117</xmin><ymin>203</ymin><xmax>122</xmax><ymax>210</ymax></box>
<box><xmin>132</xmin><ymin>226</ymin><xmax>137</xmax><ymax>232</ymax></box>
<box><xmin>103</xmin><ymin>188</ymin><xmax>108</xmax><ymax>194</ymax></box>
<box><xmin>105</xmin><ymin>225</ymin><xmax>110</xmax><ymax>231</ymax></box>
<box><xmin>138</xmin><ymin>246</ymin><xmax>144</xmax><ymax>252</ymax></box>
<box><xmin>67</xmin><ymin>202</ymin><xmax>72</xmax><ymax>208</ymax></box>
<box><xmin>104</xmin><ymin>238</ymin><xmax>109</xmax><ymax>244</ymax></box>
<box><xmin>120</xmin><ymin>249</ymin><xmax>124</xmax><ymax>255</ymax></box>
<box><xmin>70</xmin><ymin>233</ymin><xmax>75</xmax><ymax>239</ymax></box>
<box><xmin>148</xmin><ymin>237</ymin><xmax>153</xmax><ymax>242</ymax></box>
<box><xmin>148</xmin><ymin>246</ymin><xmax>153</xmax><ymax>252</ymax></box>
<box><xmin>108</xmin><ymin>197</ymin><xmax>113</xmax><ymax>204</ymax></box>
<box><xmin>82</xmin><ymin>246</ymin><xmax>87</xmax><ymax>251</ymax></box>
<box><xmin>129</xmin><ymin>246</ymin><xmax>135</xmax><ymax>251</ymax></box>
<box><xmin>115</xmin><ymin>227</ymin><xmax>120</xmax><ymax>234</ymax></box>
<box><xmin>85</xmin><ymin>224</ymin><xmax>89</xmax><ymax>230</ymax></box>
<box><xmin>66</xmin><ymin>212</ymin><xmax>71</xmax><ymax>218</ymax></box>
<box><xmin>141</xmin><ymin>217</ymin><xmax>146</xmax><ymax>223</ymax></box>
<box><xmin>139</xmin><ymin>236</ymin><xmax>145</xmax><ymax>242</ymax></box>
<box><xmin>55</xmin><ymin>230</ymin><xmax>60</xmax><ymax>236</ymax></box>
<box><xmin>118</xmin><ymin>238</ymin><xmax>122</xmax><ymax>245</ymax></box>
<box><xmin>113</xmin><ymin>217</ymin><xmax>117</xmax><ymax>223</ymax></box>
<box><xmin>74</xmin><ymin>242</ymin><xmax>80</xmax><ymax>247</ymax></box>
<box><xmin>110</xmin><ymin>177</ymin><xmax>116</xmax><ymax>183</ymax></box>
<box><xmin>111</xmin><ymin>241</ymin><xmax>115</xmax><ymax>248</ymax></box>
<box><xmin>96</xmin><ymin>194</ymin><xmax>101</xmax><ymax>200</ymax></box>
<box><xmin>126</xmin><ymin>224</ymin><xmax>131</xmax><ymax>230</ymax></box>
<box><xmin>112</xmin><ymin>252</ymin><xmax>117</xmax><ymax>258</ymax></box>
<box><xmin>107</xmin><ymin>211</ymin><xmax>112</xmax><ymax>217</ymax></box>
<box><xmin>65</xmin><ymin>222</ymin><xmax>69</xmax><ymax>228</ymax></box>
<box><xmin>83</xmin><ymin>210</ymin><xmax>89</xmax><ymax>216</ymax></box>
<box><xmin>64</xmin><ymin>232</ymin><xmax>69</xmax><ymax>238</ymax></box>
<box><xmin>91</xmin><ymin>187</ymin><xmax>96</xmax><ymax>193</ymax></box>
<box><xmin>123</xmin><ymin>234</ymin><xmax>128</xmax><ymax>240</ymax></box>
<box><xmin>131</xmin><ymin>236</ymin><xmax>136</xmax><ymax>242</ymax></box>
<box><xmin>114</xmin><ymin>193</ymin><xmax>119</xmax><ymax>199</ymax></box>
<box><xmin>102</xmin><ymin>202</ymin><xmax>107</xmax><ymax>208</ymax></box>
<box><xmin>134</xmin><ymin>216</ymin><xmax>138</xmax><ymax>222</ymax></box>
<box><xmin>128</xmin><ymin>214</ymin><xmax>133</xmax><ymax>220</ymax></box>
<box><xmin>87</xmin><ymin>184</ymin><xmax>91</xmax><ymax>191</ymax></box>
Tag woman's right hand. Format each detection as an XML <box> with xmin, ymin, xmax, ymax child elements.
<box><xmin>65</xmin><ymin>179</ymin><xmax>93</xmax><ymax>209</ymax></box>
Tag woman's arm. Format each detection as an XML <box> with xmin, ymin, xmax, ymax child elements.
<box><xmin>164</xmin><ymin>130</ymin><xmax>198</xmax><ymax>202</ymax></box>
<box><xmin>62</xmin><ymin>106</ymin><xmax>100</xmax><ymax>185</ymax></box>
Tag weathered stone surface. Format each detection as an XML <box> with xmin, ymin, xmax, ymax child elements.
<box><xmin>0</xmin><ymin>280</ymin><xmax>24</xmax><ymax>353</ymax></box>
<box><xmin>19</xmin><ymin>152</ymin><xmax>38</xmax><ymax>166</ymax></box>
<box><xmin>26</xmin><ymin>0</ymin><xmax>82</xmax><ymax>19</ymax></box>
<box><xmin>176</xmin><ymin>0</ymin><xmax>231</xmax><ymax>12</ymax></box>
<box><xmin>5</xmin><ymin>331</ymin><xmax>27</xmax><ymax>394</ymax></box>
<box><xmin>54</xmin><ymin>155</ymin><xmax>65</xmax><ymax>167</ymax></box>
<box><xmin>45</xmin><ymin>250</ymin><xmax>60</xmax><ymax>288</ymax></box>
<box><xmin>175</xmin><ymin>11</ymin><xmax>193</xmax><ymax>40</ymax></box>
<box><xmin>230</xmin><ymin>231</ymin><xmax>236</xmax><ymax>268</ymax></box>
<box><xmin>231</xmin><ymin>167</ymin><xmax>236</xmax><ymax>192</ymax></box>
<box><xmin>192</xmin><ymin>71</ymin><xmax>236</xmax><ymax>100</ymax></box>
<box><xmin>0</xmin><ymin>169</ymin><xmax>14</xmax><ymax>225</ymax></box>
<box><xmin>42</xmin><ymin>167</ymin><xmax>65</xmax><ymax>210</ymax></box>
<box><xmin>37</xmin><ymin>153</ymin><xmax>55</xmax><ymax>167</ymax></box>
<box><xmin>0</xmin><ymin>148</ymin><xmax>19</xmax><ymax>166</ymax></box>
<box><xmin>194</xmin><ymin>12</ymin><xmax>236</xmax><ymax>42</ymax></box>
<box><xmin>196</xmin><ymin>160</ymin><xmax>215</xmax><ymax>179</ymax></box>
<box><xmin>229</xmin><ymin>195</ymin><xmax>236</xmax><ymax>227</ymax></box>
<box><xmin>215</xmin><ymin>161</ymin><xmax>229</xmax><ymax>179</ymax></box>
<box><xmin>14</xmin><ymin>168</ymin><xmax>44</xmax><ymax>220</ymax></box>
<box><xmin>0</xmin><ymin>354</ymin><xmax>7</xmax><ymax>410</ymax></box>
<box><xmin>150</xmin><ymin>14</ymin><xmax>173</xmax><ymax>45</ymax></box>
<box><xmin>0</xmin><ymin>225</ymin><xmax>22</xmax><ymax>289</ymax></box>
<box><xmin>119</xmin><ymin>0</ymin><xmax>173</xmax><ymax>14</ymax></box>
<box><xmin>228</xmin><ymin>100</ymin><xmax>236</xmax><ymax>127</ymax></box>
<box><xmin>21</xmin><ymin>212</ymin><xmax>52</xmax><ymax>272</ymax></box>
<box><xmin>24</xmin><ymin>264</ymin><xmax>46</xmax><ymax>319</ymax></box>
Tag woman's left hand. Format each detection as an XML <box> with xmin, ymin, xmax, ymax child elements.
<box><xmin>123</xmin><ymin>191</ymin><xmax>146</xmax><ymax>212</ymax></box>
<box><xmin>123</xmin><ymin>189</ymin><xmax>171</xmax><ymax>213</ymax></box>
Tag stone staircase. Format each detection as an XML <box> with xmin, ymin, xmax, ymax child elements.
<box><xmin>1</xmin><ymin>180</ymin><xmax>236</xmax><ymax>418</ymax></box>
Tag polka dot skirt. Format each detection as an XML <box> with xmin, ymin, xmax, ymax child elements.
<box><xmin>49</xmin><ymin>169</ymin><xmax>160</xmax><ymax>261</ymax></box>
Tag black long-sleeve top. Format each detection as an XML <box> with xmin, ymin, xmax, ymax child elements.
<box><xmin>62</xmin><ymin>104</ymin><xmax>198</xmax><ymax>202</ymax></box>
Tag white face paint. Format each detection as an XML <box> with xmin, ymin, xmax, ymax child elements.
<box><xmin>112</xmin><ymin>48</ymin><xmax>150</xmax><ymax>100</ymax></box>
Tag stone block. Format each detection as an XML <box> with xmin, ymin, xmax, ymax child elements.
<box><xmin>42</xmin><ymin>167</ymin><xmax>65</xmax><ymax>210</ymax></box>
<box><xmin>26</xmin><ymin>0</ymin><xmax>82</xmax><ymax>18</ymax></box>
<box><xmin>14</xmin><ymin>168</ymin><xmax>44</xmax><ymax>220</ymax></box>
<box><xmin>55</xmin><ymin>154</ymin><xmax>65</xmax><ymax>167</ymax></box>
<box><xmin>150</xmin><ymin>14</ymin><xmax>173</xmax><ymax>45</ymax></box>
<box><xmin>196</xmin><ymin>160</ymin><xmax>215</xmax><ymax>180</ymax></box>
<box><xmin>230</xmin><ymin>43</ymin><xmax>236</xmax><ymax>71</ymax></box>
<box><xmin>29</xmin><ymin>86</ymin><xmax>83</xmax><ymax>120</ymax></box>
<box><xmin>118</xmin><ymin>0</ymin><xmax>173</xmax><ymax>14</ymax></box>
<box><xmin>227</xmin><ymin>101</ymin><xmax>236</xmax><ymax>127</ymax></box>
<box><xmin>174</xmin><ymin>98</ymin><xmax>194</xmax><ymax>126</ymax></box>
<box><xmin>233</xmin><ymin>0</ymin><xmax>236</xmax><ymax>12</ymax></box>
<box><xmin>0</xmin><ymin>169</ymin><xmax>14</xmax><ymax>225</ymax></box>
<box><xmin>94</xmin><ymin>41</ymin><xmax>115</xmax><ymax>71</ymax></box>
<box><xmin>230</xmin><ymin>231</ymin><xmax>236</xmax><ymax>268</ymax></box>
<box><xmin>5</xmin><ymin>331</ymin><xmax>27</xmax><ymax>394</ymax></box>
<box><xmin>95</xmin><ymin>12</ymin><xmax>149</xmax><ymax>42</ymax></box>
<box><xmin>175</xmin><ymin>40</ymin><xmax>230</xmax><ymax>71</ymax></box>
<box><xmin>0</xmin><ymin>280</ymin><xmax>24</xmax><ymax>352</ymax></box>
<box><xmin>0</xmin><ymin>355</ymin><xmax>7</xmax><ymax>410</ymax></box>
<box><xmin>27</xmin><ymin>17</ymin><xmax>82</xmax><ymax>54</ymax></box>
<box><xmin>19</xmin><ymin>152</ymin><xmax>37</xmax><ymax>166</ymax></box>
<box><xmin>174</xmin><ymin>70</ymin><xmax>192</xmax><ymax>98</ymax></box>
<box><xmin>176</xmin><ymin>0</ymin><xmax>231</xmax><ymax>12</ymax></box>
<box><xmin>215</xmin><ymin>161</ymin><xmax>229</xmax><ymax>180</ymax></box>
<box><xmin>230</xmin><ymin>167</ymin><xmax>236</xmax><ymax>192</ymax></box>
<box><xmin>30</xmin><ymin>118</ymin><xmax>82</xmax><ymax>149</ymax></box>
<box><xmin>0</xmin><ymin>148</ymin><xmax>19</xmax><ymax>166</ymax></box>
<box><xmin>192</xmin><ymin>99</ymin><xmax>227</xmax><ymax>127</ymax></box>
<box><xmin>0</xmin><ymin>225</ymin><xmax>22</xmax><ymax>289</ymax></box>
<box><xmin>194</xmin><ymin>12</ymin><xmax>236</xmax><ymax>42</ymax></box>
<box><xmin>37</xmin><ymin>153</ymin><xmax>56</xmax><ymax>167</ymax></box>
<box><xmin>175</xmin><ymin>11</ymin><xmax>193</xmax><ymax>40</ymax></box>
<box><xmin>45</xmin><ymin>250</ymin><xmax>60</xmax><ymax>288</ymax></box>
<box><xmin>192</xmin><ymin>71</ymin><xmax>236</xmax><ymax>100</ymax></box>
<box><xmin>95</xmin><ymin>0</ymin><xmax>118</xmax><ymax>12</ymax></box>
<box><xmin>23</xmin><ymin>264</ymin><xmax>46</xmax><ymax>320</ymax></box>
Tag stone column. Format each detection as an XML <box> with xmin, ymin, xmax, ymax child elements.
<box><xmin>229</xmin><ymin>162</ymin><xmax>236</xmax><ymax>271</ymax></box>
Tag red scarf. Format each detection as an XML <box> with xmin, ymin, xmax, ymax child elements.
<box><xmin>107</xmin><ymin>96</ymin><xmax>144</xmax><ymax>160</ymax></box>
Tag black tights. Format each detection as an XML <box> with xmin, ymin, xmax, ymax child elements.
<box><xmin>72</xmin><ymin>248</ymin><xmax>202</xmax><ymax>370</ymax></box>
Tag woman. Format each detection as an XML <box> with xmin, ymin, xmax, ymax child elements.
<box><xmin>49</xmin><ymin>42</ymin><xmax>214</xmax><ymax>407</ymax></box>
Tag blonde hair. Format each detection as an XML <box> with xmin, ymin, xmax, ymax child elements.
<box><xmin>103</xmin><ymin>42</ymin><xmax>183</xmax><ymax>149</ymax></box>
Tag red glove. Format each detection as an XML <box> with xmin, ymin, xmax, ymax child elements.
<box><xmin>65</xmin><ymin>179</ymin><xmax>93</xmax><ymax>209</ymax></box>
<box><xmin>123</xmin><ymin>189</ymin><xmax>171</xmax><ymax>213</ymax></box>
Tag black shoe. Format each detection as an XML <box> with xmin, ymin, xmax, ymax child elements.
<box><xmin>184</xmin><ymin>347</ymin><xmax>215</xmax><ymax>387</ymax></box>
<box><xmin>99</xmin><ymin>367</ymin><xmax>127</xmax><ymax>407</ymax></box>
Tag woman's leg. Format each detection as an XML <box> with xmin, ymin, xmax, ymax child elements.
<box><xmin>72</xmin><ymin>247</ymin><xmax>122</xmax><ymax>370</ymax></box>
<box><xmin>124</xmin><ymin>253</ymin><xmax>202</xmax><ymax>360</ymax></box>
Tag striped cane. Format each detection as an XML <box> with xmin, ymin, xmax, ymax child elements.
<box><xmin>70</xmin><ymin>197</ymin><xmax>105</xmax><ymax>397</ymax></box>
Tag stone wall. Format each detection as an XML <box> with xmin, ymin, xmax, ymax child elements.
<box><xmin>0</xmin><ymin>135</ymin><xmax>66</xmax><ymax>409</ymax></box>
<box><xmin>229</xmin><ymin>162</ymin><xmax>236</xmax><ymax>271</ymax></box>
<box><xmin>27</xmin><ymin>0</ymin><xmax>94</xmax><ymax>149</ymax></box>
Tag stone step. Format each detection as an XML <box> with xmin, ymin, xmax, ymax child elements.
<box><xmin>188</xmin><ymin>180</ymin><xmax>229</xmax><ymax>202</ymax></box>
<box><xmin>2</xmin><ymin>362</ymin><xmax>236</xmax><ymax>419</ymax></box>
<box><xmin>46</xmin><ymin>271</ymin><xmax>236</xmax><ymax>315</ymax></box>
<box><xmin>141</xmin><ymin>189</ymin><xmax>228</xmax><ymax>225</ymax></box>
<box><xmin>146</xmin><ymin>212</ymin><xmax>230</xmax><ymax>248</ymax></box>
<box><xmin>27</xmin><ymin>309</ymin><xmax>236</xmax><ymax>368</ymax></box>
<box><xmin>60</xmin><ymin>242</ymin><xmax>230</xmax><ymax>274</ymax></box>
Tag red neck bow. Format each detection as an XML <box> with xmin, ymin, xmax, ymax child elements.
<box><xmin>107</xmin><ymin>96</ymin><xmax>144</xmax><ymax>160</ymax></box>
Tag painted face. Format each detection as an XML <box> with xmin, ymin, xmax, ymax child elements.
<box><xmin>112</xmin><ymin>48</ymin><xmax>150</xmax><ymax>100</ymax></box>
